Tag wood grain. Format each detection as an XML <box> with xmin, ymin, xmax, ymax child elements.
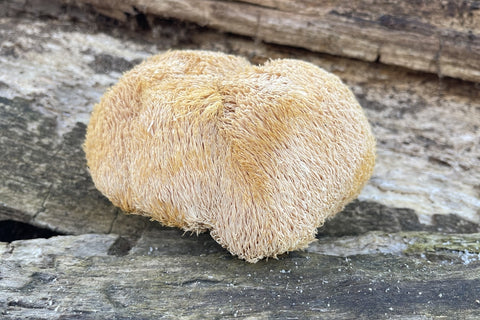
<box><xmin>1</xmin><ymin>233</ymin><xmax>480</xmax><ymax>319</ymax></box>
<box><xmin>66</xmin><ymin>0</ymin><xmax>480</xmax><ymax>82</ymax></box>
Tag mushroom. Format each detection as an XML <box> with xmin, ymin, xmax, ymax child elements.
<box><xmin>84</xmin><ymin>50</ymin><xmax>376</xmax><ymax>263</ymax></box>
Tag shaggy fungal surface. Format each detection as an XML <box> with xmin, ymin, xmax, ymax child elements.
<box><xmin>84</xmin><ymin>50</ymin><xmax>376</xmax><ymax>262</ymax></box>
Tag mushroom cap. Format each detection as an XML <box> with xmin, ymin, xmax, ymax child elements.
<box><xmin>84</xmin><ymin>50</ymin><xmax>376</xmax><ymax>262</ymax></box>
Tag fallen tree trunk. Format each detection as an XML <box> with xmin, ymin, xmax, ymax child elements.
<box><xmin>63</xmin><ymin>0</ymin><xmax>480</xmax><ymax>82</ymax></box>
<box><xmin>1</xmin><ymin>232</ymin><xmax>480</xmax><ymax>319</ymax></box>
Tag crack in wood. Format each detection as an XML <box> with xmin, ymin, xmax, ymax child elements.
<box><xmin>32</xmin><ymin>183</ymin><xmax>54</xmax><ymax>222</ymax></box>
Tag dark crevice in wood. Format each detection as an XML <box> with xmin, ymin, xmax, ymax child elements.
<box><xmin>0</xmin><ymin>220</ymin><xmax>63</xmax><ymax>242</ymax></box>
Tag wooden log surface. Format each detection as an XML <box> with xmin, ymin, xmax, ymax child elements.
<box><xmin>1</xmin><ymin>233</ymin><xmax>480</xmax><ymax>319</ymax></box>
<box><xmin>57</xmin><ymin>0</ymin><xmax>480</xmax><ymax>83</ymax></box>
<box><xmin>1</xmin><ymin>1</ymin><xmax>480</xmax><ymax>318</ymax></box>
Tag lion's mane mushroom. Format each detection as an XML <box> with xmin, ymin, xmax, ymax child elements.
<box><xmin>84</xmin><ymin>50</ymin><xmax>376</xmax><ymax>263</ymax></box>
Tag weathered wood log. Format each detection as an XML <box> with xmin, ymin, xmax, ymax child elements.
<box><xmin>57</xmin><ymin>0</ymin><xmax>480</xmax><ymax>83</ymax></box>
<box><xmin>1</xmin><ymin>232</ymin><xmax>480</xmax><ymax>319</ymax></box>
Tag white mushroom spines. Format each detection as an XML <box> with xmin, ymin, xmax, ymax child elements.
<box><xmin>84</xmin><ymin>50</ymin><xmax>376</xmax><ymax>262</ymax></box>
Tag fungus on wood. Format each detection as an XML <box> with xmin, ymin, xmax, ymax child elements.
<box><xmin>84</xmin><ymin>50</ymin><xmax>376</xmax><ymax>263</ymax></box>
